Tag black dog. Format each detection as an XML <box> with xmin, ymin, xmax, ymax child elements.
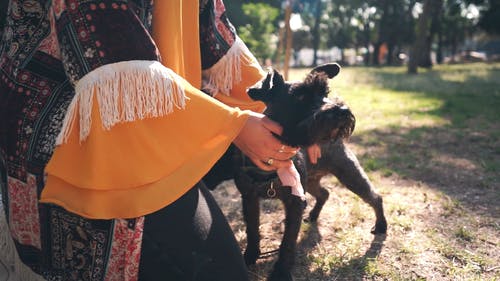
<box><xmin>204</xmin><ymin>63</ymin><xmax>386</xmax><ymax>281</ymax></box>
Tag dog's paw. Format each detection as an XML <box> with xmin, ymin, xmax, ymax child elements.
<box><xmin>371</xmin><ymin>218</ymin><xmax>388</xmax><ymax>234</ymax></box>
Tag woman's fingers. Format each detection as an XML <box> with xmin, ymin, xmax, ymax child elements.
<box><xmin>248</xmin><ymin>156</ymin><xmax>275</xmax><ymax>171</ymax></box>
<box><xmin>259</xmin><ymin>116</ymin><xmax>298</xmax><ymax>160</ymax></box>
<box><xmin>306</xmin><ymin>144</ymin><xmax>322</xmax><ymax>164</ymax></box>
<box><xmin>267</xmin><ymin>158</ymin><xmax>293</xmax><ymax>169</ymax></box>
<box><xmin>233</xmin><ymin>112</ymin><xmax>297</xmax><ymax>170</ymax></box>
<box><xmin>261</xmin><ymin>116</ymin><xmax>283</xmax><ymax>136</ymax></box>
<box><xmin>272</xmin><ymin>148</ymin><xmax>296</xmax><ymax>161</ymax></box>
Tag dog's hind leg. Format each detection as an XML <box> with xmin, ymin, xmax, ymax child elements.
<box><xmin>328</xmin><ymin>141</ymin><xmax>387</xmax><ymax>234</ymax></box>
<box><xmin>242</xmin><ymin>193</ymin><xmax>261</xmax><ymax>265</ymax></box>
<box><xmin>269</xmin><ymin>196</ymin><xmax>305</xmax><ymax>281</ymax></box>
<box><xmin>305</xmin><ymin>173</ymin><xmax>329</xmax><ymax>222</ymax></box>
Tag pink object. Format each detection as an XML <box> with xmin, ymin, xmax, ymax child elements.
<box><xmin>277</xmin><ymin>164</ymin><xmax>306</xmax><ymax>201</ymax></box>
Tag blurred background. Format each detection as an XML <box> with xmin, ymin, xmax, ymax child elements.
<box><xmin>226</xmin><ymin>0</ymin><xmax>500</xmax><ymax>75</ymax></box>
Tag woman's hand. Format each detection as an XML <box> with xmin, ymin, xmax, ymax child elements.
<box><xmin>233</xmin><ymin>112</ymin><xmax>297</xmax><ymax>171</ymax></box>
<box><xmin>306</xmin><ymin>143</ymin><xmax>322</xmax><ymax>164</ymax></box>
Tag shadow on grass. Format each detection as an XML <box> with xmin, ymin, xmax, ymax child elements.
<box><xmin>297</xmin><ymin>221</ymin><xmax>322</xmax><ymax>251</ymax></box>
<box><xmin>349</xmin><ymin>64</ymin><xmax>500</xmax><ymax>217</ymax></box>
<box><xmin>334</xmin><ymin>234</ymin><xmax>386</xmax><ymax>279</ymax></box>
<box><xmin>368</xmin><ymin>64</ymin><xmax>500</xmax><ymax>127</ymax></box>
<box><xmin>306</xmin><ymin>234</ymin><xmax>387</xmax><ymax>280</ymax></box>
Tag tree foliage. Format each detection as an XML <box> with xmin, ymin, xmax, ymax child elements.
<box><xmin>477</xmin><ymin>0</ymin><xmax>500</xmax><ymax>34</ymax></box>
<box><xmin>225</xmin><ymin>0</ymin><xmax>281</xmax><ymax>29</ymax></box>
<box><xmin>237</xmin><ymin>3</ymin><xmax>280</xmax><ymax>63</ymax></box>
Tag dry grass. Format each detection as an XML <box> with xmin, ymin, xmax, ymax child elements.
<box><xmin>212</xmin><ymin>63</ymin><xmax>500</xmax><ymax>281</ymax></box>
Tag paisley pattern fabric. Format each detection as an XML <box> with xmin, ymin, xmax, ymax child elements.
<box><xmin>0</xmin><ymin>0</ymin><xmax>239</xmax><ymax>280</ymax></box>
<box><xmin>199</xmin><ymin>0</ymin><xmax>236</xmax><ymax>70</ymax></box>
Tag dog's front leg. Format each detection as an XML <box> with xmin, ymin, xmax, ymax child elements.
<box><xmin>305</xmin><ymin>173</ymin><xmax>330</xmax><ymax>222</ymax></box>
<box><xmin>242</xmin><ymin>193</ymin><xmax>261</xmax><ymax>265</ymax></box>
<box><xmin>269</xmin><ymin>196</ymin><xmax>305</xmax><ymax>281</ymax></box>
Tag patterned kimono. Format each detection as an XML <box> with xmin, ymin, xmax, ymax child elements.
<box><xmin>0</xmin><ymin>0</ymin><xmax>265</xmax><ymax>280</ymax></box>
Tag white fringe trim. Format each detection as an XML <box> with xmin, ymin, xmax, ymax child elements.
<box><xmin>202</xmin><ymin>37</ymin><xmax>262</xmax><ymax>96</ymax></box>
<box><xmin>56</xmin><ymin>60</ymin><xmax>187</xmax><ymax>144</ymax></box>
<box><xmin>0</xmin><ymin>202</ymin><xmax>44</xmax><ymax>281</ymax></box>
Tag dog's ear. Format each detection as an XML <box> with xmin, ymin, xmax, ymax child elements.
<box><xmin>271</xmin><ymin>69</ymin><xmax>286</xmax><ymax>91</ymax></box>
<box><xmin>247</xmin><ymin>69</ymin><xmax>286</xmax><ymax>102</ymax></box>
<box><xmin>247</xmin><ymin>72</ymin><xmax>272</xmax><ymax>102</ymax></box>
<box><xmin>310</xmin><ymin>63</ymin><xmax>341</xmax><ymax>78</ymax></box>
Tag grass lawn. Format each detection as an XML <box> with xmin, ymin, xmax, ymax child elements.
<box><xmin>212</xmin><ymin>62</ymin><xmax>500</xmax><ymax>280</ymax></box>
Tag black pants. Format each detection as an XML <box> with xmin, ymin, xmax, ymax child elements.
<box><xmin>138</xmin><ymin>182</ymin><xmax>249</xmax><ymax>281</ymax></box>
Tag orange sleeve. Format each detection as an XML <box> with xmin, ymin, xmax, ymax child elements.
<box><xmin>213</xmin><ymin>50</ymin><xmax>267</xmax><ymax>113</ymax></box>
<box><xmin>43</xmin><ymin>76</ymin><xmax>250</xmax><ymax>219</ymax></box>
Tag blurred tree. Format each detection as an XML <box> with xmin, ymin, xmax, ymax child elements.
<box><xmin>294</xmin><ymin>0</ymin><xmax>325</xmax><ymax>66</ymax></box>
<box><xmin>371</xmin><ymin>0</ymin><xmax>418</xmax><ymax>66</ymax></box>
<box><xmin>311</xmin><ymin>0</ymin><xmax>323</xmax><ymax>66</ymax></box>
<box><xmin>408</xmin><ymin>0</ymin><xmax>433</xmax><ymax>73</ymax></box>
<box><xmin>326</xmin><ymin>0</ymin><xmax>364</xmax><ymax>65</ymax></box>
<box><xmin>226</xmin><ymin>0</ymin><xmax>483</xmax><ymax>69</ymax></box>
<box><xmin>237</xmin><ymin>3</ymin><xmax>280</xmax><ymax>63</ymax></box>
<box><xmin>469</xmin><ymin>0</ymin><xmax>500</xmax><ymax>34</ymax></box>
<box><xmin>292</xmin><ymin>30</ymin><xmax>313</xmax><ymax>52</ymax></box>
<box><xmin>438</xmin><ymin>0</ymin><xmax>479</xmax><ymax>63</ymax></box>
<box><xmin>353</xmin><ymin>2</ymin><xmax>380</xmax><ymax>65</ymax></box>
<box><xmin>419</xmin><ymin>0</ymin><xmax>444</xmax><ymax>67</ymax></box>
<box><xmin>322</xmin><ymin>0</ymin><xmax>417</xmax><ymax>66</ymax></box>
<box><xmin>225</xmin><ymin>0</ymin><xmax>282</xmax><ymax>30</ymax></box>
<box><xmin>480</xmin><ymin>5</ymin><xmax>500</xmax><ymax>35</ymax></box>
<box><xmin>298</xmin><ymin>0</ymin><xmax>371</xmax><ymax>65</ymax></box>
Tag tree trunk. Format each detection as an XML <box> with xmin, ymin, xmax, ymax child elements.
<box><xmin>283</xmin><ymin>1</ymin><xmax>293</xmax><ymax>80</ymax></box>
<box><xmin>364</xmin><ymin>23</ymin><xmax>371</xmax><ymax>66</ymax></box>
<box><xmin>436</xmin><ymin>24</ymin><xmax>443</xmax><ymax>64</ymax></box>
<box><xmin>419</xmin><ymin>0</ymin><xmax>443</xmax><ymax>68</ymax></box>
<box><xmin>312</xmin><ymin>0</ymin><xmax>322</xmax><ymax>66</ymax></box>
<box><xmin>387</xmin><ymin>43</ymin><xmax>395</xmax><ymax>66</ymax></box>
<box><xmin>435</xmin><ymin>0</ymin><xmax>444</xmax><ymax>64</ymax></box>
<box><xmin>408</xmin><ymin>0</ymin><xmax>433</xmax><ymax>74</ymax></box>
<box><xmin>276</xmin><ymin>26</ymin><xmax>285</xmax><ymax>69</ymax></box>
<box><xmin>373</xmin><ymin>42</ymin><xmax>381</xmax><ymax>66</ymax></box>
<box><xmin>419</xmin><ymin>31</ymin><xmax>433</xmax><ymax>68</ymax></box>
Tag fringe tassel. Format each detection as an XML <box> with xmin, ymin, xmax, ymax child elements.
<box><xmin>0</xmin><ymin>204</ymin><xmax>44</xmax><ymax>281</ymax></box>
<box><xmin>56</xmin><ymin>61</ymin><xmax>187</xmax><ymax>144</ymax></box>
<box><xmin>202</xmin><ymin>37</ymin><xmax>260</xmax><ymax>96</ymax></box>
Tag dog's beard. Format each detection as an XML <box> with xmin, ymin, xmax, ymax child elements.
<box><xmin>280</xmin><ymin>103</ymin><xmax>355</xmax><ymax>147</ymax></box>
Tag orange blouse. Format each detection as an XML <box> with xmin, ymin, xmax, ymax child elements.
<box><xmin>41</xmin><ymin>0</ymin><xmax>266</xmax><ymax>219</ymax></box>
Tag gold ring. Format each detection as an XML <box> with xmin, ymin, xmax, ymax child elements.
<box><xmin>266</xmin><ymin>158</ymin><xmax>274</xmax><ymax>165</ymax></box>
<box><xmin>278</xmin><ymin>145</ymin><xmax>285</xmax><ymax>153</ymax></box>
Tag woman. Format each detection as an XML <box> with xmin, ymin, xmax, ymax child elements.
<box><xmin>0</xmin><ymin>1</ymin><xmax>297</xmax><ymax>280</ymax></box>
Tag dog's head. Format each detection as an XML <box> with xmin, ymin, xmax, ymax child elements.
<box><xmin>247</xmin><ymin>63</ymin><xmax>355</xmax><ymax>147</ymax></box>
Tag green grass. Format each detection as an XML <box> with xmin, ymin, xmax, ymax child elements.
<box><xmin>291</xmin><ymin>63</ymin><xmax>500</xmax><ymax>129</ymax></box>
<box><xmin>340</xmin><ymin>64</ymin><xmax>500</xmax><ymax>126</ymax></box>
